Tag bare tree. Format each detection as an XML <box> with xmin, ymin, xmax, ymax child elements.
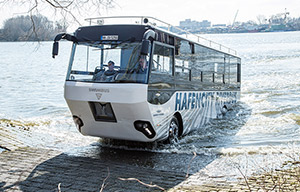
<box><xmin>1</xmin><ymin>15</ymin><xmax>66</xmax><ymax>41</ymax></box>
<box><xmin>256</xmin><ymin>15</ymin><xmax>267</xmax><ymax>25</ymax></box>
<box><xmin>0</xmin><ymin>0</ymin><xmax>116</xmax><ymax>35</ymax></box>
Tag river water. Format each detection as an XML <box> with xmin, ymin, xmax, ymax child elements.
<box><xmin>0</xmin><ymin>31</ymin><xmax>300</xmax><ymax>182</ymax></box>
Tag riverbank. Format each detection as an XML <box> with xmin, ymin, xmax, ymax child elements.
<box><xmin>1</xmin><ymin>128</ymin><xmax>300</xmax><ymax>192</ymax></box>
<box><xmin>171</xmin><ymin>164</ymin><xmax>300</xmax><ymax>191</ymax></box>
<box><xmin>1</xmin><ymin>147</ymin><xmax>300</xmax><ymax>191</ymax></box>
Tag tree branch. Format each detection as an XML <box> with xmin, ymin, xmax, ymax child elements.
<box><xmin>29</xmin><ymin>14</ymin><xmax>40</xmax><ymax>41</ymax></box>
<box><xmin>186</xmin><ymin>151</ymin><xmax>197</xmax><ymax>178</ymax></box>
<box><xmin>57</xmin><ymin>183</ymin><xmax>61</xmax><ymax>192</ymax></box>
<box><xmin>99</xmin><ymin>167</ymin><xmax>110</xmax><ymax>192</ymax></box>
<box><xmin>119</xmin><ymin>177</ymin><xmax>165</xmax><ymax>191</ymax></box>
<box><xmin>0</xmin><ymin>0</ymin><xmax>116</xmax><ymax>40</ymax></box>
<box><xmin>237</xmin><ymin>166</ymin><xmax>251</xmax><ymax>191</ymax></box>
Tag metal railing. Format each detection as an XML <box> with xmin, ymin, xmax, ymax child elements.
<box><xmin>84</xmin><ymin>16</ymin><xmax>237</xmax><ymax>56</ymax></box>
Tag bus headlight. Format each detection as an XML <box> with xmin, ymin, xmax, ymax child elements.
<box><xmin>73</xmin><ymin>115</ymin><xmax>84</xmax><ymax>132</ymax></box>
<box><xmin>134</xmin><ymin>121</ymin><xmax>156</xmax><ymax>139</ymax></box>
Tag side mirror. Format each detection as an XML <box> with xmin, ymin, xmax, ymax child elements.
<box><xmin>140</xmin><ymin>39</ymin><xmax>150</xmax><ymax>55</ymax></box>
<box><xmin>52</xmin><ymin>42</ymin><xmax>59</xmax><ymax>58</ymax></box>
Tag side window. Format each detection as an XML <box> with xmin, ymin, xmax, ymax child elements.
<box><xmin>229</xmin><ymin>56</ymin><xmax>238</xmax><ymax>84</ymax></box>
<box><xmin>175</xmin><ymin>59</ymin><xmax>190</xmax><ymax>80</ymax></box>
<box><xmin>193</xmin><ymin>44</ymin><xmax>226</xmax><ymax>84</ymax></box>
<box><xmin>151</xmin><ymin>43</ymin><xmax>173</xmax><ymax>74</ymax></box>
<box><xmin>213</xmin><ymin>52</ymin><xmax>225</xmax><ymax>84</ymax></box>
<box><xmin>237</xmin><ymin>59</ymin><xmax>241</xmax><ymax>83</ymax></box>
<box><xmin>148</xmin><ymin>43</ymin><xmax>175</xmax><ymax>105</ymax></box>
<box><xmin>175</xmin><ymin>40</ymin><xmax>191</xmax><ymax>81</ymax></box>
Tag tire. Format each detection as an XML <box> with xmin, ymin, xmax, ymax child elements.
<box><xmin>221</xmin><ymin>105</ymin><xmax>228</xmax><ymax>115</ymax></box>
<box><xmin>168</xmin><ymin>116</ymin><xmax>179</xmax><ymax>143</ymax></box>
<box><xmin>217</xmin><ymin>105</ymin><xmax>228</xmax><ymax>119</ymax></box>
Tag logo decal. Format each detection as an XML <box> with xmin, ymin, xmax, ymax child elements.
<box><xmin>95</xmin><ymin>93</ymin><xmax>102</xmax><ymax>100</ymax></box>
<box><xmin>175</xmin><ymin>91</ymin><xmax>237</xmax><ymax>111</ymax></box>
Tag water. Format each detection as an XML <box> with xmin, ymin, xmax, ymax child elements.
<box><xmin>1</xmin><ymin>32</ymin><xmax>300</xmax><ymax>181</ymax></box>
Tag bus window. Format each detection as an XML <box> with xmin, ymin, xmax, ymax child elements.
<box><xmin>175</xmin><ymin>59</ymin><xmax>190</xmax><ymax>81</ymax></box>
<box><xmin>67</xmin><ymin>42</ymin><xmax>148</xmax><ymax>83</ymax></box>
<box><xmin>151</xmin><ymin>43</ymin><xmax>173</xmax><ymax>74</ymax></box>
<box><xmin>224</xmin><ymin>55</ymin><xmax>230</xmax><ymax>84</ymax></box>
<box><xmin>175</xmin><ymin>40</ymin><xmax>192</xmax><ymax>82</ymax></box>
<box><xmin>237</xmin><ymin>60</ymin><xmax>241</xmax><ymax>83</ymax></box>
<box><xmin>148</xmin><ymin>43</ymin><xmax>175</xmax><ymax>105</ymax></box>
<box><xmin>70</xmin><ymin>45</ymin><xmax>104</xmax><ymax>81</ymax></box>
<box><xmin>213</xmin><ymin>52</ymin><xmax>226</xmax><ymax>84</ymax></box>
<box><xmin>229</xmin><ymin>56</ymin><xmax>239</xmax><ymax>86</ymax></box>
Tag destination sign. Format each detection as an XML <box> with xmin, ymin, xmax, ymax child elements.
<box><xmin>101</xmin><ymin>35</ymin><xmax>118</xmax><ymax>40</ymax></box>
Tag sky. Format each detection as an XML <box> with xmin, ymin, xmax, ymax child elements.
<box><xmin>110</xmin><ymin>0</ymin><xmax>300</xmax><ymax>26</ymax></box>
<box><xmin>0</xmin><ymin>0</ymin><xmax>300</xmax><ymax>28</ymax></box>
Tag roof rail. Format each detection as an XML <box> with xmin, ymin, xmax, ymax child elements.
<box><xmin>84</xmin><ymin>16</ymin><xmax>237</xmax><ymax>56</ymax></box>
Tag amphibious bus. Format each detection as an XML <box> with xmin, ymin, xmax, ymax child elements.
<box><xmin>52</xmin><ymin>16</ymin><xmax>241</xmax><ymax>143</ymax></box>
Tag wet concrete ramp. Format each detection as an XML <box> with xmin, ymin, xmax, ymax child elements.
<box><xmin>0</xmin><ymin>147</ymin><xmax>213</xmax><ymax>191</ymax></box>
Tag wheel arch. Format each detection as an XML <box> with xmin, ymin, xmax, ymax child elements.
<box><xmin>174</xmin><ymin>112</ymin><xmax>183</xmax><ymax>136</ymax></box>
<box><xmin>223</xmin><ymin>104</ymin><xmax>228</xmax><ymax>109</ymax></box>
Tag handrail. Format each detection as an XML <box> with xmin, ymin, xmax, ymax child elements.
<box><xmin>84</xmin><ymin>16</ymin><xmax>237</xmax><ymax>56</ymax></box>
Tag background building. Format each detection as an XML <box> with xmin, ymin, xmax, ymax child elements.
<box><xmin>179</xmin><ymin>19</ymin><xmax>211</xmax><ymax>31</ymax></box>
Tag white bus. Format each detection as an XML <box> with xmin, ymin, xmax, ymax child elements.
<box><xmin>52</xmin><ymin>16</ymin><xmax>241</xmax><ymax>143</ymax></box>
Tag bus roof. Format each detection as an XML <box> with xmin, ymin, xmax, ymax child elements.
<box><xmin>84</xmin><ymin>16</ymin><xmax>238</xmax><ymax>56</ymax></box>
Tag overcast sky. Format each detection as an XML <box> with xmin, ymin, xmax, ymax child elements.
<box><xmin>1</xmin><ymin>0</ymin><xmax>299</xmax><ymax>27</ymax></box>
<box><xmin>110</xmin><ymin>0</ymin><xmax>300</xmax><ymax>25</ymax></box>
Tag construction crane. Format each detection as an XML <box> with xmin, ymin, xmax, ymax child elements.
<box><xmin>269</xmin><ymin>8</ymin><xmax>290</xmax><ymax>25</ymax></box>
<box><xmin>232</xmin><ymin>10</ymin><xmax>239</xmax><ymax>28</ymax></box>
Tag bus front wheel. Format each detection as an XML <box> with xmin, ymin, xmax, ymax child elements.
<box><xmin>168</xmin><ymin>116</ymin><xmax>179</xmax><ymax>143</ymax></box>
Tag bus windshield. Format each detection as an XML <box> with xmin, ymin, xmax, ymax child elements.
<box><xmin>67</xmin><ymin>42</ymin><xmax>150</xmax><ymax>83</ymax></box>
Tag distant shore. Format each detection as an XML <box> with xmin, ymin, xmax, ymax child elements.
<box><xmin>1</xmin><ymin>29</ymin><xmax>300</xmax><ymax>42</ymax></box>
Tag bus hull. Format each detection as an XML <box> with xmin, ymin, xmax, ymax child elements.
<box><xmin>65</xmin><ymin>81</ymin><xmax>240</xmax><ymax>142</ymax></box>
<box><xmin>65</xmin><ymin>81</ymin><xmax>163</xmax><ymax>142</ymax></box>
<box><xmin>149</xmin><ymin>90</ymin><xmax>240</xmax><ymax>137</ymax></box>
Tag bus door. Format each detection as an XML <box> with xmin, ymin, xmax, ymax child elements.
<box><xmin>148</xmin><ymin>42</ymin><xmax>175</xmax><ymax>105</ymax></box>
